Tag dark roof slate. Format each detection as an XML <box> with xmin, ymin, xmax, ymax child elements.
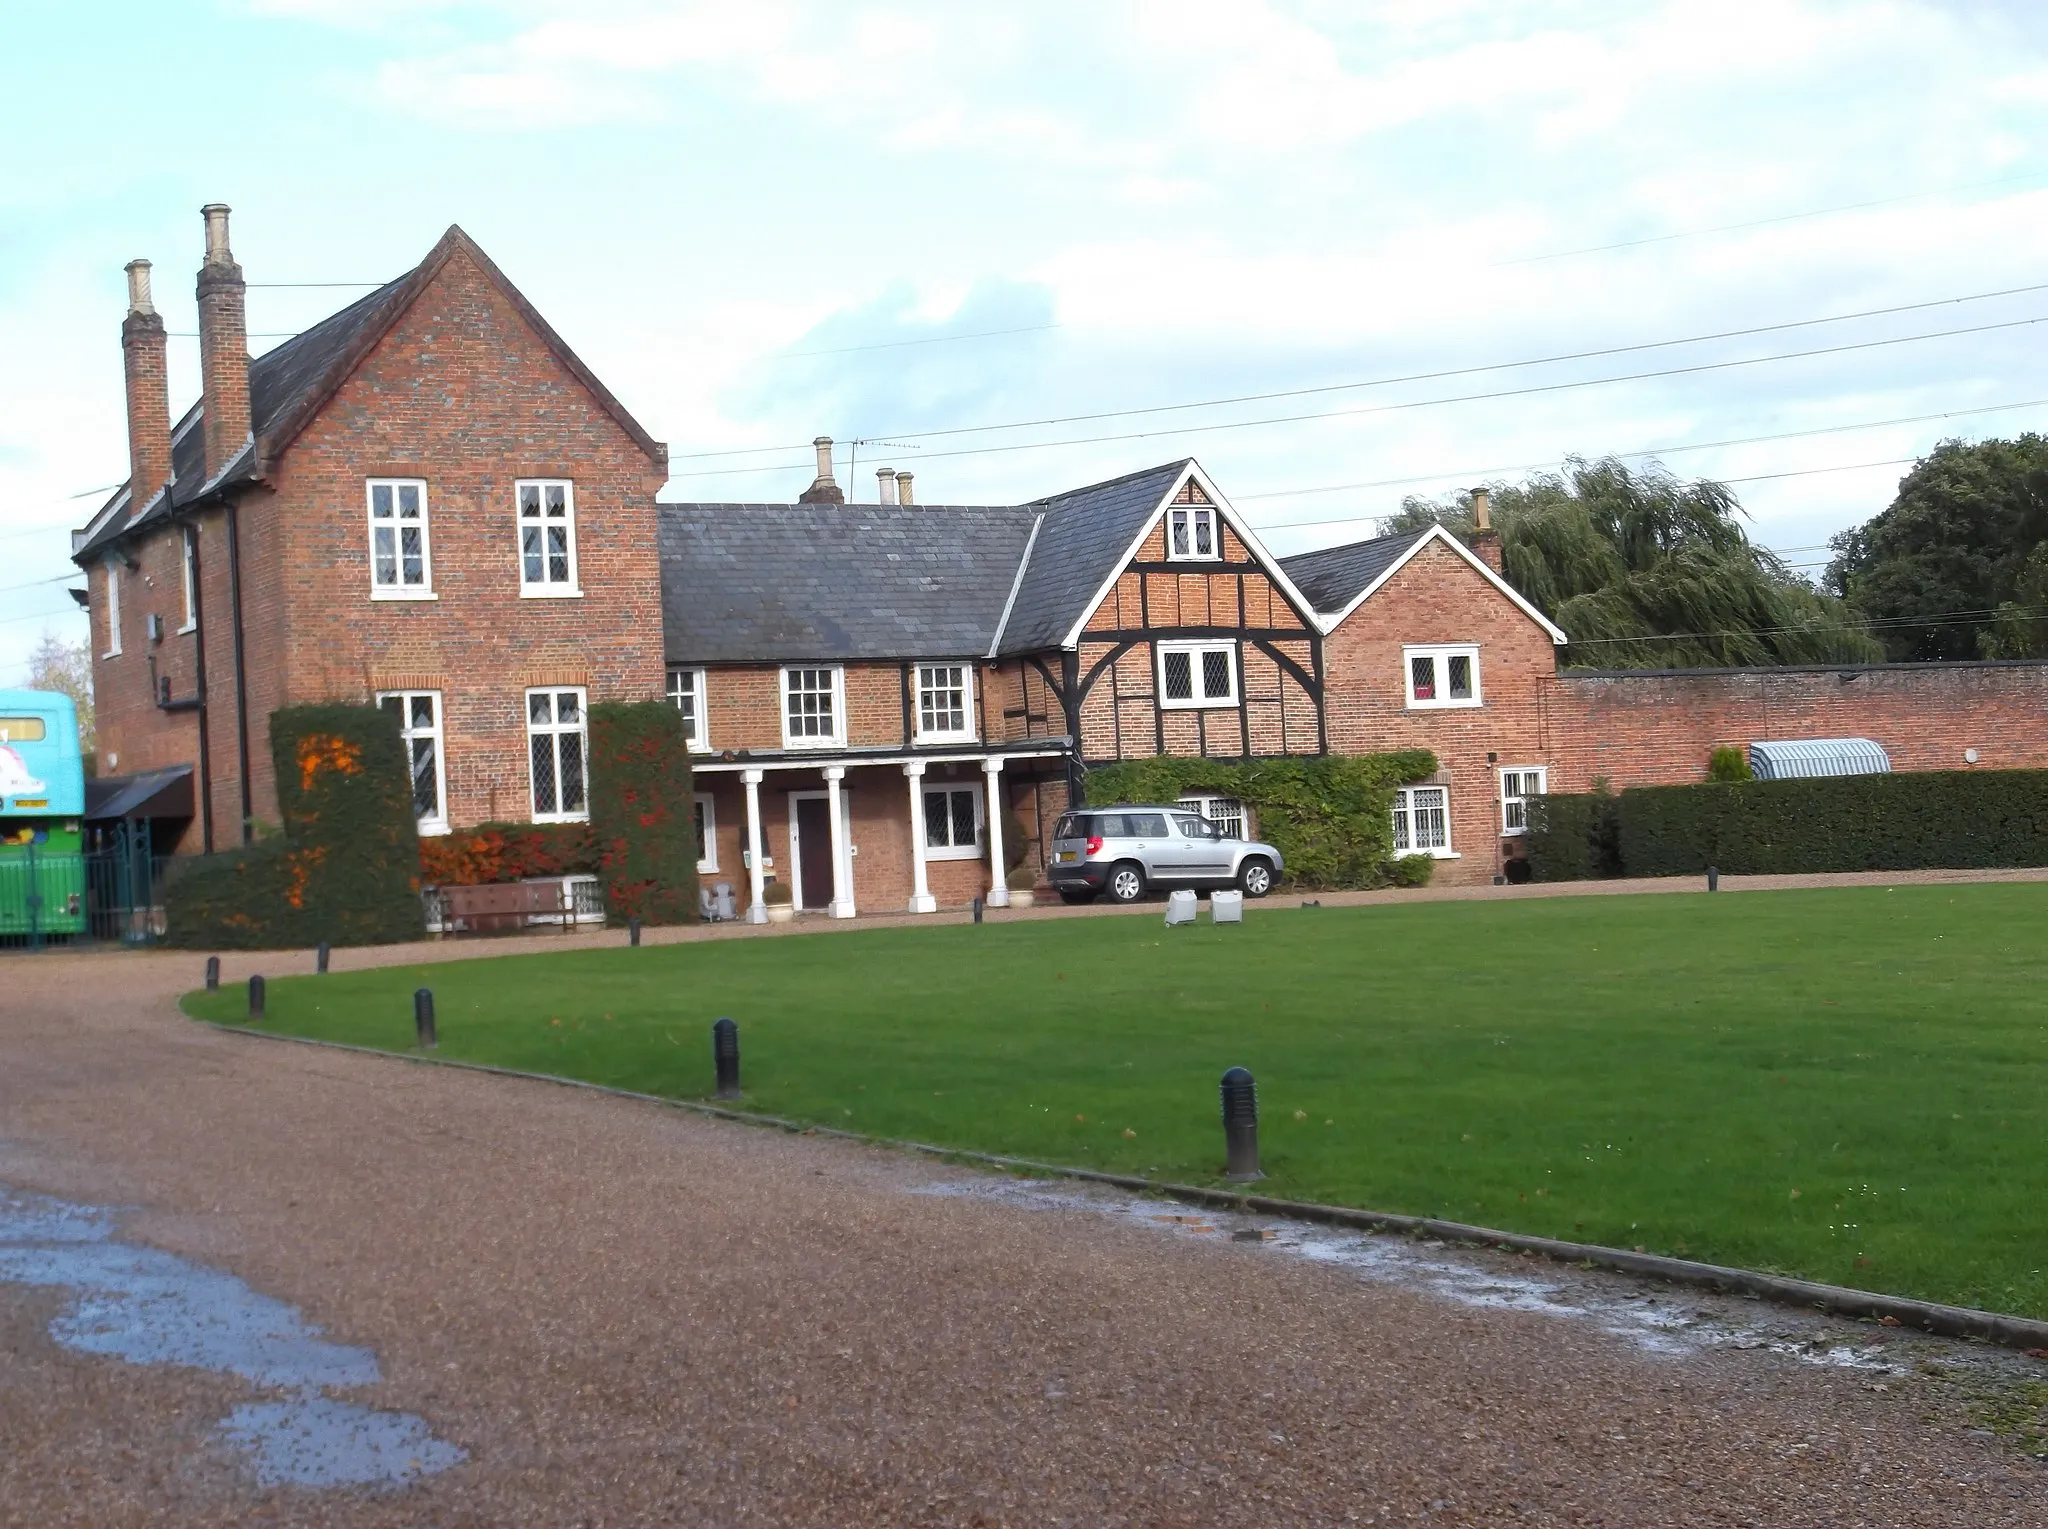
<box><xmin>994</xmin><ymin>459</ymin><xmax>1190</xmax><ymax>652</ymax></box>
<box><xmin>1278</xmin><ymin>528</ymin><xmax>1430</xmax><ymax>615</ymax></box>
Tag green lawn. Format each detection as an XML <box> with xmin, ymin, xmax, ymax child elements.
<box><xmin>182</xmin><ymin>884</ymin><xmax>2048</xmax><ymax>1317</ymax></box>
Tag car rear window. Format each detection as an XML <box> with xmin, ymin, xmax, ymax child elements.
<box><xmin>1054</xmin><ymin>813</ymin><xmax>1089</xmax><ymax>840</ymax></box>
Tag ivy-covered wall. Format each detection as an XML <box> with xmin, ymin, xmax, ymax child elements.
<box><xmin>1082</xmin><ymin>752</ymin><xmax>1438</xmax><ymax>889</ymax></box>
<box><xmin>166</xmin><ymin>703</ymin><xmax>424</xmax><ymax>949</ymax></box>
<box><xmin>587</xmin><ymin>700</ymin><xmax>698</xmax><ymax>925</ymax></box>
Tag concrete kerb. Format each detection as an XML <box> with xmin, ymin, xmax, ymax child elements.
<box><xmin>206</xmin><ymin>1021</ymin><xmax>2048</xmax><ymax>1356</ymax></box>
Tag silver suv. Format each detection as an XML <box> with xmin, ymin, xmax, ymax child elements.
<box><xmin>1047</xmin><ymin>805</ymin><xmax>1284</xmax><ymax>905</ymax></box>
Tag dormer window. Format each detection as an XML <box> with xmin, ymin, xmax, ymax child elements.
<box><xmin>1167</xmin><ymin>505</ymin><xmax>1217</xmax><ymax>560</ymax></box>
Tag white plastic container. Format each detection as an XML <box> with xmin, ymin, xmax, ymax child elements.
<box><xmin>1164</xmin><ymin>888</ymin><xmax>1199</xmax><ymax>926</ymax></box>
<box><xmin>1209</xmin><ymin>889</ymin><xmax>1244</xmax><ymax>924</ymax></box>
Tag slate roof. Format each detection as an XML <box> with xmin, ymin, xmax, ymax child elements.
<box><xmin>659</xmin><ymin>459</ymin><xmax>1196</xmax><ymax>662</ymax></box>
<box><xmin>1277</xmin><ymin>528</ymin><xmax>1430</xmax><ymax>615</ymax></box>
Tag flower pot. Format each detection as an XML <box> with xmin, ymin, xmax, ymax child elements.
<box><xmin>1008</xmin><ymin>888</ymin><xmax>1036</xmax><ymax>909</ymax></box>
<box><xmin>765</xmin><ymin>903</ymin><xmax>795</xmax><ymax>924</ymax></box>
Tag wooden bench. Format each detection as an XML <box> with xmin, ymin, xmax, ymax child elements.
<box><xmin>438</xmin><ymin>880</ymin><xmax>572</xmax><ymax>937</ymax></box>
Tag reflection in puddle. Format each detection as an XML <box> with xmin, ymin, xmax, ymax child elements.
<box><xmin>914</xmin><ymin>1177</ymin><xmax>1909</xmax><ymax>1373</ymax></box>
<box><xmin>0</xmin><ymin>1186</ymin><xmax>463</xmax><ymax>1489</ymax></box>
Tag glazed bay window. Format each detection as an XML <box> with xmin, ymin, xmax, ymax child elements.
<box><xmin>101</xmin><ymin>557</ymin><xmax>122</xmax><ymax>657</ymax></box>
<box><xmin>667</xmin><ymin>666</ymin><xmax>708</xmax><ymax>751</ymax></box>
<box><xmin>922</xmin><ymin>782</ymin><xmax>982</xmax><ymax>860</ymax></box>
<box><xmin>1167</xmin><ymin>504</ymin><xmax>1217</xmax><ymax>560</ymax></box>
<box><xmin>367</xmin><ymin>479</ymin><xmax>432</xmax><ymax>598</ymax></box>
<box><xmin>1404</xmin><ymin>644</ymin><xmax>1480</xmax><ymax>708</ymax></box>
<box><xmin>693</xmin><ymin>791</ymin><xmax>717</xmax><ymax>874</ymax></box>
<box><xmin>517</xmin><ymin>480</ymin><xmax>579</xmax><ymax>596</ymax></box>
<box><xmin>781</xmin><ymin>666</ymin><xmax>845</xmax><ymax>747</ymax></box>
<box><xmin>527</xmin><ymin>686</ymin><xmax>588</xmax><ymax>822</ymax></box>
<box><xmin>376</xmin><ymin>690</ymin><xmax>447</xmax><ymax>833</ymax></box>
<box><xmin>1391</xmin><ymin>785</ymin><xmax>1453</xmax><ymax>857</ymax></box>
<box><xmin>1158</xmin><ymin>640</ymin><xmax>1238</xmax><ymax>709</ymax></box>
<box><xmin>915</xmin><ymin>663</ymin><xmax>974</xmax><ymax>742</ymax></box>
<box><xmin>1500</xmin><ymin>766</ymin><xmax>1548</xmax><ymax>835</ymax></box>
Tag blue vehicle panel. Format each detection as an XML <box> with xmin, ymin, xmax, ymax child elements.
<box><xmin>0</xmin><ymin>689</ymin><xmax>86</xmax><ymax>818</ymax></box>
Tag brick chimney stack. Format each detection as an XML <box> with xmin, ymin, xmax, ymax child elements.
<box><xmin>1469</xmin><ymin>486</ymin><xmax>1503</xmax><ymax>574</ymax></box>
<box><xmin>121</xmin><ymin>259</ymin><xmax>173</xmax><ymax>509</ymax></box>
<box><xmin>798</xmin><ymin>435</ymin><xmax>845</xmax><ymax>504</ymax></box>
<box><xmin>195</xmin><ymin>203</ymin><xmax>251</xmax><ymax>481</ymax></box>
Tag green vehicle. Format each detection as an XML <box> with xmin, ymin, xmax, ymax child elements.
<box><xmin>0</xmin><ymin>689</ymin><xmax>88</xmax><ymax>941</ymax></box>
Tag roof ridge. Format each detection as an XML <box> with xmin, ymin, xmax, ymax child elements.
<box><xmin>1026</xmin><ymin>457</ymin><xmax>1191</xmax><ymax>508</ymax></box>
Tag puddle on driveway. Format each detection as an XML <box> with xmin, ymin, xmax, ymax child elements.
<box><xmin>913</xmin><ymin>1176</ymin><xmax>1927</xmax><ymax>1375</ymax></box>
<box><xmin>0</xmin><ymin>1185</ymin><xmax>463</xmax><ymax>1489</ymax></box>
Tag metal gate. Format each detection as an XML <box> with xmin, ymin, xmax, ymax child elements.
<box><xmin>0</xmin><ymin>821</ymin><xmax>167</xmax><ymax>950</ymax></box>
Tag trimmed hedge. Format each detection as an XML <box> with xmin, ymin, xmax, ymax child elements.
<box><xmin>587</xmin><ymin>700</ymin><xmax>698</xmax><ymax>925</ymax></box>
<box><xmin>167</xmin><ymin>704</ymin><xmax>424</xmax><ymax>948</ymax></box>
<box><xmin>419</xmin><ymin>821</ymin><xmax>599</xmax><ymax>885</ymax></box>
<box><xmin>1083</xmin><ymin>752</ymin><xmax>1438</xmax><ymax>889</ymax></box>
<box><xmin>1525</xmin><ymin>770</ymin><xmax>2048</xmax><ymax>879</ymax></box>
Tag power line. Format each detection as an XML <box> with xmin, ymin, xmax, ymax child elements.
<box><xmin>670</xmin><ymin>276</ymin><xmax>2048</xmax><ymax>463</ymax></box>
<box><xmin>0</xmin><ymin>572</ymin><xmax>81</xmax><ymax>597</ymax></box>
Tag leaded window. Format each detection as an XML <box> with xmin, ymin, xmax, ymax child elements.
<box><xmin>527</xmin><ymin>687</ymin><xmax>588</xmax><ymax>822</ymax></box>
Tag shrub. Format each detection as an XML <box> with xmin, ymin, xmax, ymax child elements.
<box><xmin>1006</xmin><ymin>863</ymin><xmax>1038</xmax><ymax>892</ymax></box>
<box><xmin>587</xmin><ymin>701</ymin><xmax>698</xmax><ymax>926</ymax></box>
<box><xmin>1083</xmin><ymin>751</ymin><xmax>1437</xmax><ymax>890</ymax></box>
<box><xmin>763</xmin><ymin>877</ymin><xmax>793</xmax><ymax>905</ymax></box>
<box><xmin>1707</xmin><ymin>745</ymin><xmax>1754</xmax><ymax>783</ymax></box>
<box><xmin>167</xmin><ymin>704</ymin><xmax>424</xmax><ymax>949</ymax></box>
<box><xmin>1523</xmin><ymin>791</ymin><xmax>1624</xmax><ymax>881</ymax></box>
<box><xmin>1388</xmin><ymin>853</ymin><xmax>1435</xmax><ymax>888</ymax></box>
<box><xmin>419</xmin><ymin>821</ymin><xmax>599</xmax><ymax>885</ymax></box>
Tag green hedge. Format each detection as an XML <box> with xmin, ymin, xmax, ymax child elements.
<box><xmin>587</xmin><ymin>700</ymin><xmax>698</xmax><ymax>925</ymax></box>
<box><xmin>1083</xmin><ymin>752</ymin><xmax>1437</xmax><ymax>889</ymax></box>
<box><xmin>167</xmin><ymin>703</ymin><xmax>424</xmax><ymax>949</ymax></box>
<box><xmin>1525</xmin><ymin>770</ymin><xmax>2048</xmax><ymax>880</ymax></box>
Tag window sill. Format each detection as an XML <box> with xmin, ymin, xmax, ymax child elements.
<box><xmin>176</xmin><ymin>621</ymin><xmax>198</xmax><ymax>636</ymax></box>
<box><xmin>101</xmin><ymin>650</ymin><xmax>121</xmax><ymax>661</ymax></box>
<box><xmin>1160</xmin><ymin>698</ymin><xmax>1239</xmax><ymax>711</ymax></box>
<box><xmin>531</xmin><ymin>812</ymin><xmax>591</xmax><ymax>825</ymax></box>
<box><xmin>371</xmin><ymin>588</ymin><xmax>439</xmax><ymax>602</ymax></box>
<box><xmin>914</xmin><ymin>732</ymin><xmax>980</xmax><ymax>747</ymax></box>
<box><xmin>697</xmin><ymin>858</ymin><xmax>719</xmax><ymax>875</ymax></box>
<box><xmin>418</xmin><ymin>821</ymin><xmax>451</xmax><ymax>837</ymax></box>
<box><xmin>1405</xmin><ymin>699</ymin><xmax>1481</xmax><ymax>710</ymax></box>
<box><xmin>520</xmin><ymin>586</ymin><xmax>585</xmax><ymax>599</ymax></box>
<box><xmin>687</xmin><ymin>741</ymin><xmax>713</xmax><ymax>755</ymax></box>
<box><xmin>925</xmin><ymin>845</ymin><xmax>983</xmax><ymax>861</ymax></box>
<box><xmin>781</xmin><ymin>737</ymin><xmax>848</xmax><ymax>750</ymax></box>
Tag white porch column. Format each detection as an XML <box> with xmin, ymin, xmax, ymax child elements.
<box><xmin>742</xmin><ymin>768</ymin><xmax>768</xmax><ymax>925</ymax></box>
<box><xmin>981</xmin><ymin>756</ymin><xmax>1010</xmax><ymax>907</ymax></box>
<box><xmin>824</xmin><ymin>764</ymin><xmax>855</xmax><ymax>919</ymax></box>
<box><xmin>903</xmin><ymin>760</ymin><xmax>937</xmax><ymax>913</ymax></box>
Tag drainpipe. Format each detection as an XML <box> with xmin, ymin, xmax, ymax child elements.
<box><xmin>225</xmin><ymin>499</ymin><xmax>252</xmax><ymax>844</ymax></box>
<box><xmin>183</xmin><ymin>520</ymin><xmax>214</xmax><ymax>854</ymax></box>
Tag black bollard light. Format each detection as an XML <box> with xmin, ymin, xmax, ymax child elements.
<box><xmin>628</xmin><ymin>917</ymin><xmax>642</xmax><ymax>948</ymax></box>
<box><xmin>712</xmin><ymin>1017</ymin><xmax>741</xmax><ymax>1100</ymax></box>
<box><xmin>414</xmin><ymin>987</ymin><xmax>437</xmax><ymax>1050</ymax></box>
<box><xmin>971</xmin><ymin>895</ymin><xmax>984</xmax><ymax>925</ymax></box>
<box><xmin>1707</xmin><ymin>865</ymin><xmax>1720</xmax><ymax>893</ymax></box>
<box><xmin>1220</xmin><ymin>1066</ymin><xmax>1263</xmax><ymax>1181</ymax></box>
<box><xmin>248</xmin><ymin>974</ymin><xmax>266</xmax><ymax>1020</ymax></box>
<box><xmin>205</xmin><ymin>956</ymin><xmax>220</xmax><ymax>992</ymax></box>
<box><xmin>316</xmin><ymin>941</ymin><xmax>330</xmax><ymax>974</ymax></box>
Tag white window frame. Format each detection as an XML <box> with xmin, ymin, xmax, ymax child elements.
<box><xmin>1391</xmin><ymin>785</ymin><xmax>1456</xmax><ymax>858</ymax></box>
<box><xmin>921</xmin><ymin>780</ymin><xmax>984</xmax><ymax>861</ymax></box>
<box><xmin>913</xmin><ymin>661</ymin><xmax>977</xmax><ymax>743</ymax></box>
<box><xmin>1403</xmin><ymin>643</ymin><xmax>1481</xmax><ymax>709</ymax></box>
<box><xmin>780</xmin><ymin>665</ymin><xmax>846</xmax><ymax>748</ymax></box>
<box><xmin>1166</xmin><ymin>504</ymin><xmax>1219</xmax><ymax>562</ymax></box>
<box><xmin>366</xmin><ymin>478</ymin><xmax>434</xmax><ymax>600</ymax></box>
<box><xmin>376</xmin><ymin>689</ymin><xmax>448</xmax><ymax>835</ymax></box>
<box><xmin>525</xmin><ymin>685</ymin><xmax>590</xmax><ymax>823</ymax></box>
<box><xmin>101</xmin><ymin>557</ymin><xmax>122</xmax><ymax>657</ymax></box>
<box><xmin>178</xmin><ymin>532</ymin><xmax>198</xmax><ymax>634</ymax></box>
<box><xmin>694</xmin><ymin>790</ymin><xmax>718</xmax><ymax>874</ymax></box>
<box><xmin>1499</xmin><ymin>766</ymin><xmax>1548</xmax><ymax>836</ymax></box>
<box><xmin>1157</xmin><ymin>639</ymin><xmax>1239</xmax><ymax>710</ymax></box>
<box><xmin>1179</xmin><ymin>793</ymin><xmax>1249</xmax><ymax>840</ymax></box>
<box><xmin>516</xmin><ymin>479</ymin><xmax>581</xmax><ymax>598</ymax></box>
<box><xmin>667</xmin><ymin>666</ymin><xmax>709</xmax><ymax>752</ymax></box>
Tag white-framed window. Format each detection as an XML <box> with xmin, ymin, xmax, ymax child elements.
<box><xmin>922</xmin><ymin>782</ymin><xmax>983</xmax><ymax>860</ymax></box>
<box><xmin>914</xmin><ymin>662</ymin><xmax>975</xmax><ymax>742</ymax></box>
<box><xmin>101</xmin><ymin>557</ymin><xmax>122</xmax><ymax>657</ymax></box>
<box><xmin>526</xmin><ymin>686</ymin><xmax>588</xmax><ymax>822</ymax></box>
<box><xmin>1180</xmin><ymin>793</ymin><xmax>1248</xmax><ymax>840</ymax></box>
<box><xmin>517</xmin><ymin>479</ymin><xmax>580</xmax><ymax>596</ymax></box>
<box><xmin>693</xmin><ymin>791</ymin><xmax>717</xmax><ymax>874</ymax></box>
<box><xmin>1404</xmin><ymin>644</ymin><xmax>1480</xmax><ymax>709</ymax></box>
<box><xmin>781</xmin><ymin>665</ymin><xmax>845</xmax><ymax>747</ymax></box>
<box><xmin>376</xmin><ymin>690</ymin><xmax>447</xmax><ymax>834</ymax></box>
<box><xmin>179</xmin><ymin>532</ymin><xmax>198</xmax><ymax>634</ymax></box>
<box><xmin>1500</xmin><ymin>766</ymin><xmax>1548</xmax><ymax>835</ymax></box>
<box><xmin>1392</xmin><ymin>785</ymin><xmax>1454</xmax><ymax>857</ymax></box>
<box><xmin>667</xmin><ymin>666</ymin><xmax>709</xmax><ymax>752</ymax></box>
<box><xmin>1167</xmin><ymin>504</ymin><xmax>1218</xmax><ymax>561</ymax></box>
<box><xmin>1158</xmin><ymin>640</ymin><xmax>1238</xmax><ymax>709</ymax></box>
<box><xmin>366</xmin><ymin>479</ymin><xmax>433</xmax><ymax>598</ymax></box>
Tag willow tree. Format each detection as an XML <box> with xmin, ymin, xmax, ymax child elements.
<box><xmin>1389</xmin><ymin>457</ymin><xmax>1882</xmax><ymax>669</ymax></box>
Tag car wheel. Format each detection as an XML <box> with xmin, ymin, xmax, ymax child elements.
<box><xmin>1105</xmin><ymin>862</ymin><xmax>1147</xmax><ymax>903</ymax></box>
<box><xmin>1059</xmin><ymin>888</ymin><xmax>1097</xmax><ymax>905</ymax></box>
<box><xmin>1238</xmin><ymin>858</ymin><xmax>1275</xmax><ymax>897</ymax></box>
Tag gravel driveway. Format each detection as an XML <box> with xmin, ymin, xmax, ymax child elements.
<box><xmin>1</xmin><ymin>946</ymin><xmax>2042</xmax><ymax>1527</ymax></box>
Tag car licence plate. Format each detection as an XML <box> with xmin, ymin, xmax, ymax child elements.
<box><xmin>1057</xmin><ymin>851</ymin><xmax>1078</xmax><ymax>863</ymax></box>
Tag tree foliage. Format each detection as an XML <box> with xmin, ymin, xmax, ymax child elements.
<box><xmin>1825</xmin><ymin>435</ymin><xmax>2048</xmax><ymax>661</ymax></box>
<box><xmin>1392</xmin><ymin>457</ymin><xmax>1881</xmax><ymax>669</ymax></box>
<box><xmin>26</xmin><ymin>632</ymin><xmax>93</xmax><ymax>761</ymax></box>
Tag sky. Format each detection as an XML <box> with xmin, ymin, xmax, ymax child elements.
<box><xmin>7</xmin><ymin>0</ymin><xmax>2048</xmax><ymax>685</ymax></box>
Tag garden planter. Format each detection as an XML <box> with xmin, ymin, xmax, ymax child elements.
<box><xmin>765</xmin><ymin>903</ymin><xmax>795</xmax><ymax>924</ymax></box>
<box><xmin>1008</xmin><ymin>888</ymin><xmax>1036</xmax><ymax>909</ymax></box>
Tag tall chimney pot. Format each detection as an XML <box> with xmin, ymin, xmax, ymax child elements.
<box><xmin>195</xmin><ymin>203</ymin><xmax>251</xmax><ymax>481</ymax></box>
<box><xmin>895</xmin><ymin>471</ymin><xmax>914</xmax><ymax>505</ymax></box>
<box><xmin>202</xmin><ymin>203</ymin><xmax>234</xmax><ymax>266</ymax></box>
<box><xmin>876</xmin><ymin>467</ymin><xmax>898</xmax><ymax>505</ymax></box>
<box><xmin>125</xmin><ymin>259</ymin><xmax>156</xmax><ymax>316</ymax></box>
<box><xmin>121</xmin><ymin>260</ymin><xmax>173</xmax><ymax>509</ymax></box>
<box><xmin>1470</xmin><ymin>487</ymin><xmax>1492</xmax><ymax>531</ymax></box>
<box><xmin>797</xmin><ymin>435</ymin><xmax>845</xmax><ymax>504</ymax></box>
<box><xmin>1468</xmin><ymin>486</ymin><xmax>1503</xmax><ymax>574</ymax></box>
